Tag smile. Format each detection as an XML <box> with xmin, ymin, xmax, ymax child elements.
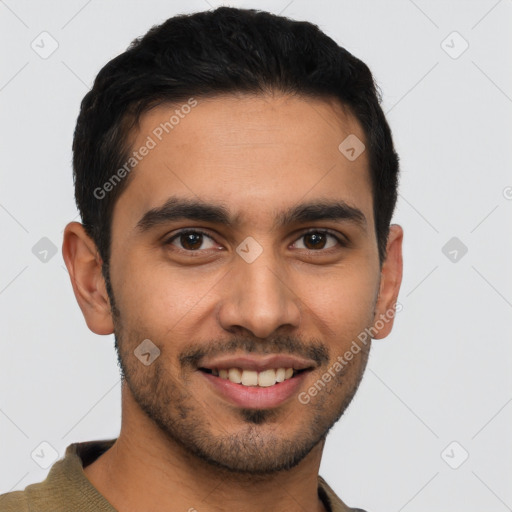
<box><xmin>200</xmin><ymin>367</ymin><xmax>308</xmax><ymax>387</ymax></box>
<box><xmin>199</xmin><ymin>367</ymin><xmax>313</xmax><ymax>409</ymax></box>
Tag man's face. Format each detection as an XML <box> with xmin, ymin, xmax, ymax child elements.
<box><xmin>108</xmin><ymin>93</ymin><xmax>382</xmax><ymax>473</ymax></box>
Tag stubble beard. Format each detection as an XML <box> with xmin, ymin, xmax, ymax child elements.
<box><xmin>104</xmin><ymin>266</ymin><xmax>370</xmax><ymax>476</ymax></box>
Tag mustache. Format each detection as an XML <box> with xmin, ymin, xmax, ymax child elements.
<box><xmin>179</xmin><ymin>334</ymin><xmax>330</xmax><ymax>369</ymax></box>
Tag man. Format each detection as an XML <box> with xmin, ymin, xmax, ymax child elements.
<box><xmin>0</xmin><ymin>6</ymin><xmax>402</xmax><ymax>512</ymax></box>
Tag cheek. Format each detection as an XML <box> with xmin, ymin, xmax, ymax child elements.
<box><xmin>297</xmin><ymin>262</ymin><xmax>379</xmax><ymax>343</ymax></box>
<box><xmin>111</xmin><ymin>240</ymin><xmax>380</xmax><ymax>345</ymax></box>
<box><xmin>111</xmin><ymin>252</ymin><xmax>225</xmax><ymax>336</ymax></box>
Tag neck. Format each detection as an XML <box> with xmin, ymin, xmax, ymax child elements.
<box><xmin>84</xmin><ymin>382</ymin><xmax>328</xmax><ymax>512</ymax></box>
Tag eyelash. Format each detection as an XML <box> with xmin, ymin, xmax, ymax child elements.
<box><xmin>164</xmin><ymin>228</ymin><xmax>347</xmax><ymax>254</ymax></box>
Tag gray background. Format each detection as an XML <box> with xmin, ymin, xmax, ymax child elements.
<box><xmin>1</xmin><ymin>1</ymin><xmax>511</xmax><ymax>510</ymax></box>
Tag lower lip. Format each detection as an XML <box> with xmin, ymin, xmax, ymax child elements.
<box><xmin>199</xmin><ymin>370</ymin><xmax>310</xmax><ymax>409</ymax></box>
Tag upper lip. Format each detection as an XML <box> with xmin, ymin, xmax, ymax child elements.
<box><xmin>198</xmin><ymin>354</ymin><xmax>317</xmax><ymax>372</ymax></box>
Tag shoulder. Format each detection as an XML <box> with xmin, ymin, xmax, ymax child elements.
<box><xmin>0</xmin><ymin>471</ymin><xmax>77</xmax><ymax>512</ymax></box>
<box><xmin>318</xmin><ymin>475</ymin><xmax>368</xmax><ymax>512</ymax></box>
<box><xmin>0</xmin><ymin>483</ymin><xmax>38</xmax><ymax>512</ymax></box>
<box><xmin>0</xmin><ymin>439</ymin><xmax>117</xmax><ymax>512</ymax></box>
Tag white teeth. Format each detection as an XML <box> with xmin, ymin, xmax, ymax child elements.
<box><xmin>228</xmin><ymin>368</ymin><xmax>242</xmax><ymax>383</ymax></box>
<box><xmin>258</xmin><ymin>369</ymin><xmax>276</xmax><ymax>387</ymax></box>
<box><xmin>241</xmin><ymin>370</ymin><xmax>258</xmax><ymax>386</ymax></box>
<box><xmin>215</xmin><ymin>367</ymin><xmax>296</xmax><ymax>387</ymax></box>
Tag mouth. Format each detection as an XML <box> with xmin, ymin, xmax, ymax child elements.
<box><xmin>197</xmin><ymin>355</ymin><xmax>315</xmax><ymax>409</ymax></box>
<box><xmin>199</xmin><ymin>366</ymin><xmax>310</xmax><ymax>388</ymax></box>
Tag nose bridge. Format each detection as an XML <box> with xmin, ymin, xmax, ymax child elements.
<box><xmin>217</xmin><ymin>241</ymin><xmax>301</xmax><ymax>338</ymax></box>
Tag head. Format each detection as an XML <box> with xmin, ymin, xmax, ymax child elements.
<box><xmin>63</xmin><ymin>7</ymin><xmax>402</xmax><ymax>475</ymax></box>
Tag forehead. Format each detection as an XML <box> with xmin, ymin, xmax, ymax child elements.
<box><xmin>112</xmin><ymin>93</ymin><xmax>374</xmax><ymax>234</ymax></box>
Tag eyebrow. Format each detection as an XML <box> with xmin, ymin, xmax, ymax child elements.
<box><xmin>135</xmin><ymin>196</ymin><xmax>367</xmax><ymax>233</ymax></box>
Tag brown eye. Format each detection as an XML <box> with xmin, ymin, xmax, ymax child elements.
<box><xmin>303</xmin><ymin>232</ymin><xmax>327</xmax><ymax>250</ymax></box>
<box><xmin>180</xmin><ymin>232</ymin><xmax>203</xmax><ymax>250</ymax></box>
<box><xmin>166</xmin><ymin>230</ymin><xmax>217</xmax><ymax>251</ymax></box>
<box><xmin>294</xmin><ymin>230</ymin><xmax>343</xmax><ymax>251</ymax></box>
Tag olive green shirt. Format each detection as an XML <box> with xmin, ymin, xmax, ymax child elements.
<box><xmin>0</xmin><ymin>439</ymin><xmax>366</xmax><ymax>512</ymax></box>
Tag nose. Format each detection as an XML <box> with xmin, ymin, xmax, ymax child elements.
<box><xmin>216</xmin><ymin>249</ymin><xmax>302</xmax><ymax>339</ymax></box>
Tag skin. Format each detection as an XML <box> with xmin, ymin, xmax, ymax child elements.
<box><xmin>63</xmin><ymin>92</ymin><xmax>403</xmax><ymax>512</ymax></box>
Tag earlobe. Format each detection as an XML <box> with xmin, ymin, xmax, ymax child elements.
<box><xmin>372</xmin><ymin>224</ymin><xmax>404</xmax><ymax>340</ymax></box>
<box><xmin>62</xmin><ymin>222</ymin><xmax>115</xmax><ymax>335</ymax></box>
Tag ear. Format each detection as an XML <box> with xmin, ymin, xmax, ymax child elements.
<box><xmin>372</xmin><ymin>224</ymin><xmax>403</xmax><ymax>340</ymax></box>
<box><xmin>62</xmin><ymin>222</ymin><xmax>115</xmax><ymax>335</ymax></box>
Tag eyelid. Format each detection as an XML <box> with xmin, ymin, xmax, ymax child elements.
<box><xmin>164</xmin><ymin>229</ymin><xmax>219</xmax><ymax>248</ymax></box>
<box><xmin>164</xmin><ymin>227</ymin><xmax>348</xmax><ymax>252</ymax></box>
<box><xmin>292</xmin><ymin>228</ymin><xmax>349</xmax><ymax>251</ymax></box>
<box><xmin>298</xmin><ymin>228</ymin><xmax>348</xmax><ymax>244</ymax></box>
